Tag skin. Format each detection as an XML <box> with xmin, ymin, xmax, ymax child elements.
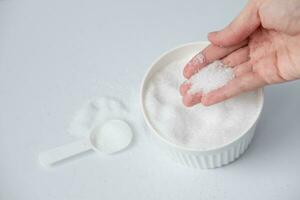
<box><xmin>180</xmin><ymin>0</ymin><xmax>300</xmax><ymax>107</ymax></box>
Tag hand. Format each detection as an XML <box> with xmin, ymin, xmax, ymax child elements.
<box><xmin>180</xmin><ymin>0</ymin><xmax>300</xmax><ymax>107</ymax></box>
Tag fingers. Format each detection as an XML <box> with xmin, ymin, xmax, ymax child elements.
<box><xmin>183</xmin><ymin>41</ymin><xmax>247</xmax><ymax>79</ymax></box>
<box><xmin>182</xmin><ymin>92</ymin><xmax>203</xmax><ymax>107</ymax></box>
<box><xmin>208</xmin><ymin>0</ymin><xmax>261</xmax><ymax>47</ymax></box>
<box><xmin>181</xmin><ymin>45</ymin><xmax>250</xmax><ymax>107</ymax></box>
<box><xmin>181</xmin><ymin>61</ymin><xmax>252</xmax><ymax>107</ymax></box>
<box><xmin>221</xmin><ymin>46</ymin><xmax>250</xmax><ymax>67</ymax></box>
<box><xmin>179</xmin><ymin>82</ymin><xmax>191</xmax><ymax>96</ymax></box>
<box><xmin>201</xmin><ymin>72</ymin><xmax>266</xmax><ymax>106</ymax></box>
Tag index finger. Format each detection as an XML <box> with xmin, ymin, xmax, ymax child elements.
<box><xmin>183</xmin><ymin>41</ymin><xmax>248</xmax><ymax>79</ymax></box>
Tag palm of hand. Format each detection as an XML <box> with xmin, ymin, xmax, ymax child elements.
<box><xmin>248</xmin><ymin>27</ymin><xmax>300</xmax><ymax>84</ymax></box>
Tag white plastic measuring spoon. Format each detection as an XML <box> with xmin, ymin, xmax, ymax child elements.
<box><xmin>39</xmin><ymin>119</ymin><xmax>133</xmax><ymax>167</ymax></box>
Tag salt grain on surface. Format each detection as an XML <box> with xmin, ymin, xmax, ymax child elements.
<box><xmin>68</xmin><ymin>97</ymin><xmax>129</xmax><ymax>137</ymax></box>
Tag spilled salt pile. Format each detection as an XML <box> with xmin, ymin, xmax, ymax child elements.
<box><xmin>144</xmin><ymin>57</ymin><xmax>260</xmax><ymax>150</ymax></box>
<box><xmin>68</xmin><ymin>97</ymin><xmax>129</xmax><ymax>137</ymax></box>
<box><xmin>187</xmin><ymin>60</ymin><xmax>234</xmax><ymax>94</ymax></box>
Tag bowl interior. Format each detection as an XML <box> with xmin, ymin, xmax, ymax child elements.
<box><xmin>140</xmin><ymin>41</ymin><xmax>264</xmax><ymax>152</ymax></box>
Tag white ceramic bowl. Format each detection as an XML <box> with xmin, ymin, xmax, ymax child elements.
<box><xmin>140</xmin><ymin>41</ymin><xmax>264</xmax><ymax>169</ymax></box>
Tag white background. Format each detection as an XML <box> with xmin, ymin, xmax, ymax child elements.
<box><xmin>1</xmin><ymin>0</ymin><xmax>300</xmax><ymax>199</ymax></box>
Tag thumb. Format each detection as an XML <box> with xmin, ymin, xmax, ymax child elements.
<box><xmin>208</xmin><ymin>0</ymin><xmax>261</xmax><ymax>47</ymax></box>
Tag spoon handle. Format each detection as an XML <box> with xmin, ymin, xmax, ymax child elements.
<box><xmin>39</xmin><ymin>138</ymin><xmax>92</xmax><ymax>167</ymax></box>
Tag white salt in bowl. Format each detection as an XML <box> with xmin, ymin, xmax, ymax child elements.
<box><xmin>140</xmin><ymin>41</ymin><xmax>264</xmax><ymax>169</ymax></box>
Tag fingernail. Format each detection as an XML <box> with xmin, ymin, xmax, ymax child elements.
<box><xmin>179</xmin><ymin>82</ymin><xmax>191</xmax><ymax>96</ymax></box>
<box><xmin>193</xmin><ymin>53</ymin><xmax>205</xmax><ymax>65</ymax></box>
<box><xmin>183</xmin><ymin>63</ymin><xmax>194</xmax><ymax>78</ymax></box>
<box><xmin>208</xmin><ymin>31</ymin><xmax>219</xmax><ymax>38</ymax></box>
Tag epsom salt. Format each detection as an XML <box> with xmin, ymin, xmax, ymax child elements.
<box><xmin>187</xmin><ymin>61</ymin><xmax>234</xmax><ymax>94</ymax></box>
<box><xmin>145</xmin><ymin>57</ymin><xmax>260</xmax><ymax>150</ymax></box>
